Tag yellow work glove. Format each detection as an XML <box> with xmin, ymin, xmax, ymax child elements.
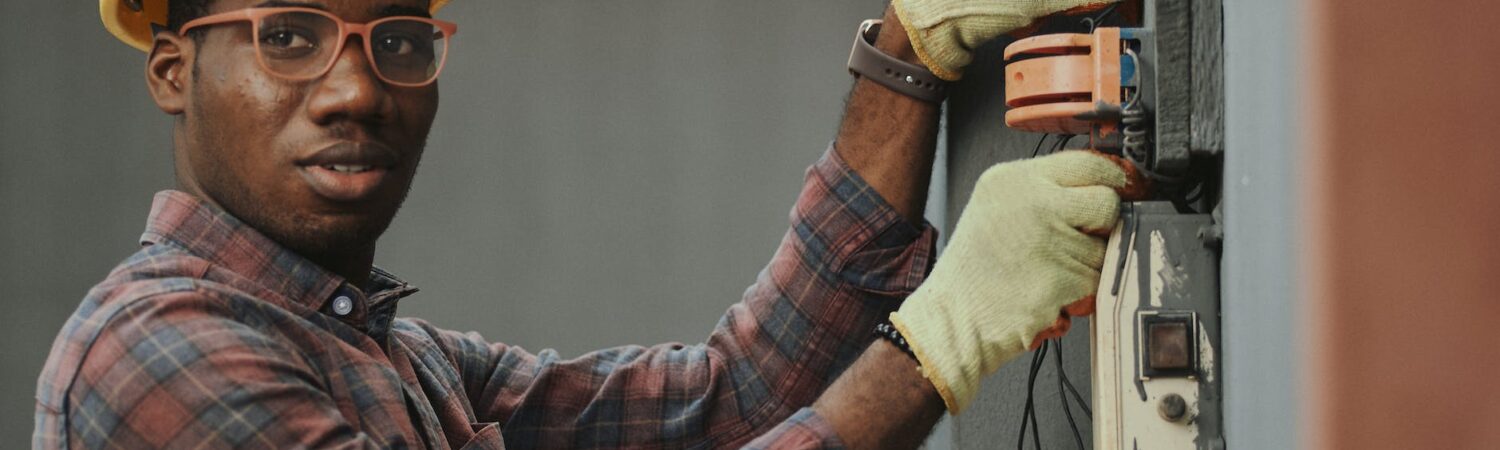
<box><xmin>890</xmin><ymin>151</ymin><xmax>1144</xmax><ymax>414</ymax></box>
<box><xmin>892</xmin><ymin>0</ymin><xmax>1116</xmax><ymax>80</ymax></box>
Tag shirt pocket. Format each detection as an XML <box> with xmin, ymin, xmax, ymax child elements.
<box><xmin>460</xmin><ymin>422</ymin><xmax>504</xmax><ymax>450</ymax></box>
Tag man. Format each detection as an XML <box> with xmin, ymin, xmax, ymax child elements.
<box><xmin>36</xmin><ymin>0</ymin><xmax>1135</xmax><ymax>448</ymax></box>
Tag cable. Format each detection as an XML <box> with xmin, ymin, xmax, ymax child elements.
<box><xmin>1031</xmin><ymin>133</ymin><xmax>1077</xmax><ymax>160</ymax></box>
<box><xmin>1082</xmin><ymin>3</ymin><xmax>1121</xmax><ymax>32</ymax></box>
<box><xmin>1017</xmin><ymin>342</ymin><xmax>1042</xmax><ymax>449</ymax></box>
<box><xmin>1052</xmin><ymin>134</ymin><xmax>1077</xmax><ymax>154</ymax></box>
<box><xmin>1017</xmin><ymin>340</ymin><xmax>1049</xmax><ymax>449</ymax></box>
<box><xmin>1060</xmin><ymin>356</ymin><xmax>1092</xmax><ymax>418</ymax></box>
<box><xmin>1031</xmin><ymin>133</ymin><xmax>1053</xmax><ymax>158</ymax></box>
<box><xmin>1018</xmin><ymin>338</ymin><xmax>1095</xmax><ymax>449</ymax></box>
<box><xmin>1028</xmin><ymin>342</ymin><xmax>1044</xmax><ymax>449</ymax></box>
<box><xmin>1055</xmin><ymin>339</ymin><xmax>1086</xmax><ymax>449</ymax></box>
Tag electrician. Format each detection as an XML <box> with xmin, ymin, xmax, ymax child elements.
<box><xmin>35</xmin><ymin>0</ymin><xmax>1136</xmax><ymax>448</ymax></box>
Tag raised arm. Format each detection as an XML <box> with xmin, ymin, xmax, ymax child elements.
<box><xmin>411</xmin><ymin>10</ymin><xmax>946</xmax><ymax>445</ymax></box>
<box><xmin>834</xmin><ymin>6</ymin><xmax>942</xmax><ymax>224</ymax></box>
<box><xmin>418</xmin><ymin>2</ymin><xmax>1132</xmax><ymax>448</ymax></box>
<box><xmin>415</xmin><ymin>136</ymin><xmax>937</xmax><ymax>448</ymax></box>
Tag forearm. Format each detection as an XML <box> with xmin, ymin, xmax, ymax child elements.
<box><xmin>812</xmin><ymin>7</ymin><xmax>947</xmax><ymax>446</ymax></box>
<box><xmin>835</xmin><ymin>5</ymin><xmax>942</xmax><ymax>224</ymax></box>
<box><xmin>812</xmin><ymin>340</ymin><xmax>945</xmax><ymax>450</ymax></box>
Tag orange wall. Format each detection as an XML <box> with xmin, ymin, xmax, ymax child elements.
<box><xmin>1303</xmin><ymin>0</ymin><xmax>1500</xmax><ymax>448</ymax></box>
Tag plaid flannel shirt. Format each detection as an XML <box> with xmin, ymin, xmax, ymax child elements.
<box><xmin>34</xmin><ymin>147</ymin><xmax>936</xmax><ymax>449</ymax></box>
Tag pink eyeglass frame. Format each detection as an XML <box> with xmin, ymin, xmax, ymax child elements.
<box><xmin>178</xmin><ymin>7</ymin><xmax>459</xmax><ymax>87</ymax></box>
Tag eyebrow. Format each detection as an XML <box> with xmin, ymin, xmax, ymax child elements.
<box><xmin>254</xmin><ymin>0</ymin><xmax>327</xmax><ymax>10</ymax></box>
<box><xmin>377</xmin><ymin>5</ymin><xmax>432</xmax><ymax>18</ymax></box>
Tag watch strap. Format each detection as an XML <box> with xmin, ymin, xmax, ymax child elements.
<box><xmin>847</xmin><ymin>19</ymin><xmax>948</xmax><ymax>103</ymax></box>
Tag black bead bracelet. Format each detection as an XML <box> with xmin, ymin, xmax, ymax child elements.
<box><xmin>873</xmin><ymin>322</ymin><xmax>919</xmax><ymax>362</ymax></box>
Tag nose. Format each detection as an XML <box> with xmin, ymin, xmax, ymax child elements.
<box><xmin>306</xmin><ymin>38</ymin><xmax>397</xmax><ymax>127</ymax></box>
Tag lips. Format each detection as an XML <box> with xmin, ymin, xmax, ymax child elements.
<box><xmin>294</xmin><ymin>142</ymin><xmax>400</xmax><ymax>202</ymax></box>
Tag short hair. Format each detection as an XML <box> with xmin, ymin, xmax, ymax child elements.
<box><xmin>167</xmin><ymin>0</ymin><xmax>214</xmax><ymax>33</ymax></box>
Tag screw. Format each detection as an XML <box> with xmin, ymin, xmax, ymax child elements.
<box><xmin>1159</xmin><ymin>393</ymin><xmax>1188</xmax><ymax>422</ymax></box>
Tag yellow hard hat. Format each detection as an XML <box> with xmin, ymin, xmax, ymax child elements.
<box><xmin>100</xmin><ymin>0</ymin><xmax>452</xmax><ymax>52</ymax></box>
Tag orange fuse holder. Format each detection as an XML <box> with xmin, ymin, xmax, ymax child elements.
<box><xmin>1003</xmin><ymin>27</ymin><xmax>1135</xmax><ymax>151</ymax></box>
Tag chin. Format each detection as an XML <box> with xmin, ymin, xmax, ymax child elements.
<box><xmin>224</xmin><ymin>195</ymin><xmax>396</xmax><ymax>268</ymax></box>
<box><xmin>280</xmin><ymin>211</ymin><xmax>393</xmax><ymax>258</ymax></box>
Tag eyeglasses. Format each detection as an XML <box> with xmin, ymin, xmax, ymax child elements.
<box><xmin>178</xmin><ymin>7</ymin><xmax>458</xmax><ymax>87</ymax></box>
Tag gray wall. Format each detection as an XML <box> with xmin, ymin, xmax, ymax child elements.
<box><xmin>1221</xmin><ymin>0</ymin><xmax>1300</xmax><ymax>446</ymax></box>
<box><xmin>0</xmin><ymin>0</ymin><xmax>896</xmax><ymax>444</ymax></box>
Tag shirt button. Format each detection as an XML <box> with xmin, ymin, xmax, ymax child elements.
<box><xmin>332</xmin><ymin>295</ymin><xmax>354</xmax><ymax>316</ymax></box>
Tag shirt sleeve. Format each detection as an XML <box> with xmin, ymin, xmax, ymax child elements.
<box><xmin>423</xmin><ymin>146</ymin><xmax>937</xmax><ymax>448</ymax></box>
<box><xmin>60</xmin><ymin>291</ymin><xmax>397</xmax><ymax>449</ymax></box>
<box><xmin>740</xmin><ymin>408</ymin><xmax>846</xmax><ymax>450</ymax></box>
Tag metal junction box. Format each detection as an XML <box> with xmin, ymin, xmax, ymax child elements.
<box><xmin>1092</xmin><ymin>202</ymin><xmax>1223</xmax><ymax>450</ymax></box>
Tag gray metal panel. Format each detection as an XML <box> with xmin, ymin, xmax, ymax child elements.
<box><xmin>1221</xmin><ymin>0</ymin><xmax>1301</xmax><ymax>447</ymax></box>
<box><xmin>1127</xmin><ymin>202</ymin><xmax>1223</xmax><ymax>449</ymax></box>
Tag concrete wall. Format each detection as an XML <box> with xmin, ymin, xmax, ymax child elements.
<box><xmin>0</xmin><ymin>0</ymin><xmax>890</xmax><ymax>443</ymax></box>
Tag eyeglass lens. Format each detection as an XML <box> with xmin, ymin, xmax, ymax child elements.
<box><xmin>256</xmin><ymin>11</ymin><xmax>449</xmax><ymax>85</ymax></box>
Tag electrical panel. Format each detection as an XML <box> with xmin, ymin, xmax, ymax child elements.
<box><xmin>990</xmin><ymin>0</ymin><xmax>1225</xmax><ymax>448</ymax></box>
<box><xmin>1091</xmin><ymin>203</ymin><xmax>1223</xmax><ymax>449</ymax></box>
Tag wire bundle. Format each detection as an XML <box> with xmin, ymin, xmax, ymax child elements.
<box><xmin>1016</xmin><ymin>338</ymin><xmax>1093</xmax><ymax>449</ymax></box>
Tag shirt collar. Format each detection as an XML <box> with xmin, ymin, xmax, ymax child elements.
<box><xmin>139</xmin><ymin>190</ymin><xmax>419</xmax><ymax>325</ymax></box>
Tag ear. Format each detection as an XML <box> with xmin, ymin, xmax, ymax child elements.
<box><xmin>146</xmin><ymin>31</ymin><xmax>191</xmax><ymax>115</ymax></box>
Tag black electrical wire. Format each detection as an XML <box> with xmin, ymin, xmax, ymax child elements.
<box><xmin>1017</xmin><ymin>340</ymin><xmax>1049</xmax><ymax>449</ymax></box>
<box><xmin>1028</xmin><ymin>342</ymin><xmax>1044</xmax><ymax>449</ymax></box>
<box><xmin>1031</xmin><ymin>133</ymin><xmax>1053</xmax><ymax>158</ymax></box>
<box><xmin>1059</xmin><ymin>355</ymin><xmax>1092</xmax><ymax>418</ymax></box>
<box><xmin>1017</xmin><ymin>342</ymin><xmax>1041</xmax><ymax>450</ymax></box>
<box><xmin>1032</xmin><ymin>133</ymin><xmax>1077</xmax><ymax>160</ymax></box>
<box><xmin>1018</xmin><ymin>338</ymin><xmax>1095</xmax><ymax>449</ymax></box>
<box><xmin>1052</xmin><ymin>134</ymin><xmax>1077</xmax><ymax>154</ymax></box>
<box><xmin>1055</xmin><ymin>338</ymin><xmax>1086</xmax><ymax>449</ymax></box>
<box><xmin>1082</xmin><ymin>3</ymin><xmax>1122</xmax><ymax>32</ymax></box>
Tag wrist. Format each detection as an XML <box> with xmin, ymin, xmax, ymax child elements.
<box><xmin>813</xmin><ymin>339</ymin><xmax>944</xmax><ymax>450</ymax></box>
<box><xmin>876</xmin><ymin>5</ymin><xmax>926</xmax><ymax>67</ymax></box>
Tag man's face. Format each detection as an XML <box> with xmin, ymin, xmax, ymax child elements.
<box><xmin>174</xmin><ymin>0</ymin><xmax>438</xmax><ymax>263</ymax></box>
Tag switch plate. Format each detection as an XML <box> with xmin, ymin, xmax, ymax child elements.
<box><xmin>1140</xmin><ymin>311</ymin><xmax>1197</xmax><ymax>378</ymax></box>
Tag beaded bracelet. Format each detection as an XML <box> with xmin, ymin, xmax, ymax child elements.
<box><xmin>873</xmin><ymin>322</ymin><xmax>919</xmax><ymax>362</ymax></box>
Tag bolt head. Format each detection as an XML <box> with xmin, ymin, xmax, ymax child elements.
<box><xmin>1158</xmin><ymin>393</ymin><xmax>1188</xmax><ymax>422</ymax></box>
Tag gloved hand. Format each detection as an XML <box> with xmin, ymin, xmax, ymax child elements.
<box><xmin>892</xmin><ymin>0</ymin><xmax>1117</xmax><ymax>80</ymax></box>
<box><xmin>890</xmin><ymin>151</ymin><xmax>1144</xmax><ymax>414</ymax></box>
